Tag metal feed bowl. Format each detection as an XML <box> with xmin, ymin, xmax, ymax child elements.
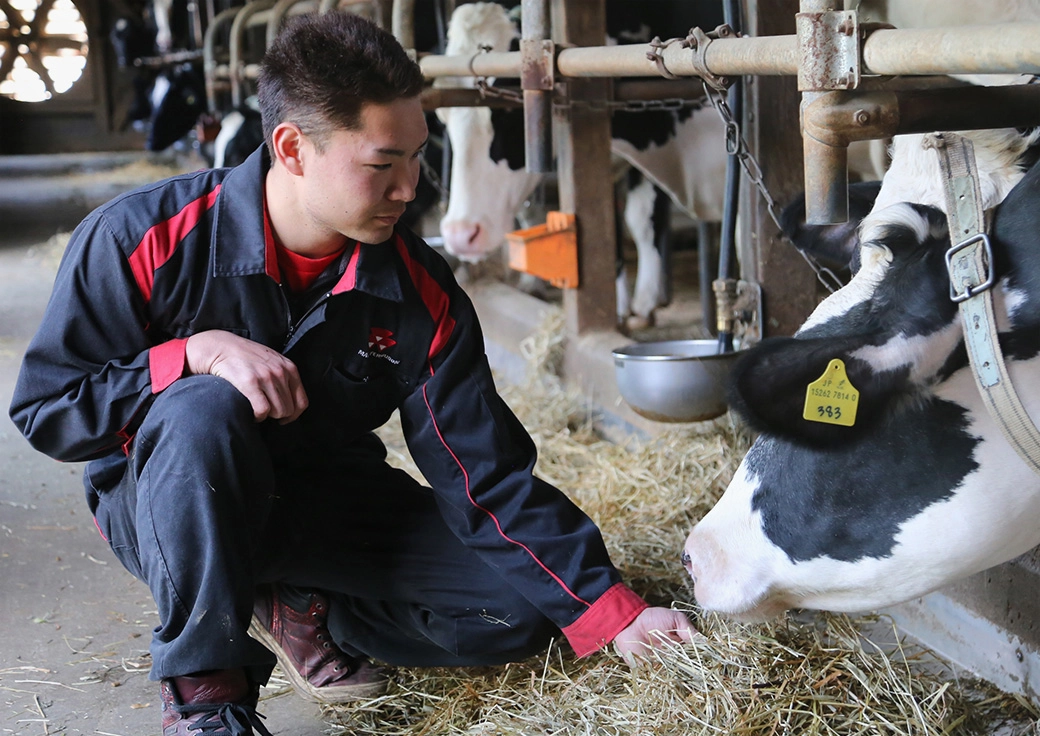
<box><xmin>612</xmin><ymin>339</ymin><xmax>740</xmax><ymax>423</ymax></box>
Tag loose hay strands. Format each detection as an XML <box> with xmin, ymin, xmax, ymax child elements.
<box><xmin>351</xmin><ymin>307</ymin><xmax>1039</xmax><ymax>735</ymax></box>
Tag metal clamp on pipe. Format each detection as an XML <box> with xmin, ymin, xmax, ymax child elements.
<box><xmin>687</xmin><ymin>25</ymin><xmax>738</xmax><ymax>91</ymax></box>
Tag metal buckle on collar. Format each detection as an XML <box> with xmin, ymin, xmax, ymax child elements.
<box><xmin>946</xmin><ymin>233</ymin><xmax>995</xmax><ymax>303</ymax></box>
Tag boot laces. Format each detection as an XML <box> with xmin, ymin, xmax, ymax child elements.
<box><xmin>184</xmin><ymin>702</ymin><xmax>274</xmax><ymax>736</ymax></box>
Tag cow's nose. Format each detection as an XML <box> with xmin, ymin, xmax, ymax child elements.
<box><xmin>441</xmin><ymin>220</ymin><xmax>486</xmax><ymax>259</ymax></box>
<box><xmin>681</xmin><ymin>550</ymin><xmax>695</xmax><ymax>582</ymax></box>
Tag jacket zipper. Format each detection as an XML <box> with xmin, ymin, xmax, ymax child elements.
<box><xmin>281</xmin><ymin>286</ymin><xmax>334</xmax><ymax>352</ymax></box>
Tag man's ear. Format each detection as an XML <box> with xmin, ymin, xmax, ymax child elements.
<box><xmin>270</xmin><ymin>122</ymin><xmax>305</xmax><ymax>176</ymax></box>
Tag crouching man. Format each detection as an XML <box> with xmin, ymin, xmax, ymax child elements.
<box><xmin>9</xmin><ymin>11</ymin><xmax>695</xmax><ymax>735</ymax></box>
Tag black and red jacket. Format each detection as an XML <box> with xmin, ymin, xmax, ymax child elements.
<box><xmin>9</xmin><ymin>146</ymin><xmax>647</xmax><ymax>656</ymax></box>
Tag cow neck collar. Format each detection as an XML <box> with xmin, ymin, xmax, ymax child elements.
<box><xmin>934</xmin><ymin>131</ymin><xmax>1040</xmax><ymax>475</ymax></box>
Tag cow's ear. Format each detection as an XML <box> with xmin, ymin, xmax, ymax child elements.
<box><xmin>727</xmin><ymin>335</ymin><xmax>908</xmax><ymax>446</ymax></box>
<box><xmin>780</xmin><ymin>181</ymin><xmax>881</xmax><ymax>274</ymax></box>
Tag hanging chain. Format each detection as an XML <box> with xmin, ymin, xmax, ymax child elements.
<box><xmin>419</xmin><ymin>150</ymin><xmax>449</xmax><ymax>203</ymax></box>
<box><xmin>701</xmin><ymin>82</ymin><xmax>845</xmax><ymax>293</ymax></box>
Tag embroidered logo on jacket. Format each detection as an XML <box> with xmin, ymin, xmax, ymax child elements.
<box><xmin>368</xmin><ymin>327</ymin><xmax>396</xmax><ymax>352</ymax></box>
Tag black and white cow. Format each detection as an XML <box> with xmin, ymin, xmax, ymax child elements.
<box><xmin>683</xmin><ymin>126</ymin><xmax>1040</xmax><ymax>621</ymax></box>
<box><xmin>436</xmin><ymin>1</ymin><xmax>727</xmax><ymax>329</ymax></box>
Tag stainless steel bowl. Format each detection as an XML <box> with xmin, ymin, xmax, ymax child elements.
<box><xmin>612</xmin><ymin>339</ymin><xmax>740</xmax><ymax>423</ymax></box>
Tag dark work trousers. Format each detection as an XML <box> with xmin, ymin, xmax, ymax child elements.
<box><xmin>89</xmin><ymin>375</ymin><xmax>560</xmax><ymax>684</ymax></box>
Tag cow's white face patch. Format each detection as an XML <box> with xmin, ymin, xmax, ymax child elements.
<box><xmin>683</xmin><ymin>462</ymin><xmax>791</xmax><ymax>620</ymax></box>
<box><xmin>438</xmin><ymin>105</ymin><xmax>542</xmax><ymax>260</ymax></box>
<box><xmin>850</xmin><ymin>321</ymin><xmax>962</xmax><ymax>386</ymax></box>
<box><xmin>872</xmin><ymin>129</ymin><xmax>1039</xmax><ymax>215</ymax></box>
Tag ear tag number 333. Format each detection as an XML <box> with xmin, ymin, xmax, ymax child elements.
<box><xmin>803</xmin><ymin>358</ymin><xmax>859</xmax><ymax>427</ymax></box>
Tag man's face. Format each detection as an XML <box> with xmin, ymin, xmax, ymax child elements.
<box><xmin>301</xmin><ymin>97</ymin><xmax>428</xmax><ymax>245</ymax></box>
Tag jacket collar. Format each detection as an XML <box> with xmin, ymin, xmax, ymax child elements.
<box><xmin>211</xmin><ymin>145</ymin><xmax>404</xmax><ymax>303</ymax></box>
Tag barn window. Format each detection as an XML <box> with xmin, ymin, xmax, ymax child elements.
<box><xmin>0</xmin><ymin>0</ymin><xmax>89</xmax><ymax>102</ymax></box>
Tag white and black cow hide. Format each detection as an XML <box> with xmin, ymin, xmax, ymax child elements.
<box><xmin>436</xmin><ymin>1</ymin><xmax>727</xmax><ymax>329</ymax></box>
<box><xmin>682</xmin><ymin>126</ymin><xmax>1040</xmax><ymax>622</ymax></box>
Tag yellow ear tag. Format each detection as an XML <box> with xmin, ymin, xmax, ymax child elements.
<box><xmin>803</xmin><ymin>358</ymin><xmax>859</xmax><ymax>427</ymax></box>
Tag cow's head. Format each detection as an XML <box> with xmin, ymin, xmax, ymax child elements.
<box><xmin>684</xmin><ymin>128</ymin><xmax>1040</xmax><ymax>622</ymax></box>
<box><xmin>436</xmin><ymin>2</ymin><xmax>542</xmax><ymax>261</ymax></box>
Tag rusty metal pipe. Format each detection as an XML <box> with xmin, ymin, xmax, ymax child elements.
<box><xmin>802</xmin><ymin>134</ymin><xmax>849</xmax><ymax>225</ymax></box>
<box><xmin>419</xmin><ymin>50</ymin><xmax>520</xmax><ymax>79</ymax></box>
<box><xmin>419</xmin><ymin>36</ymin><xmax>801</xmax><ymax>80</ymax></box>
<box><xmin>555</xmin><ymin>35</ymin><xmax>800</xmax><ymax>78</ymax></box>
<box><xmin>521</xmin><ymin>0</ymin><xmax>552</xmax><ymax>173</ymax></box>
<box><xmin>803</xmin><ymin>86</ymin><xmax>1040</xmax><ymax>147</ymax></box>
<box><xmin>863</xmin><ymin>23</ymin><xmax>1040</xmax><ymax>76</ymax></box>
<box><xmin>801</xmin><ymin>85</ymin><xmax>1040</xmax><ymax>222</ymax></box>
<box><xmin>419</xmin><ymin>22</ymin><xmax>1040</xmax><ymax>82</ymax></box>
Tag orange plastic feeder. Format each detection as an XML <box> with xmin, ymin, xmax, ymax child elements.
<box><xmin>505</xmin><ymin>211</ymin><xmax>579</xmax><ymax>289</ymax></box>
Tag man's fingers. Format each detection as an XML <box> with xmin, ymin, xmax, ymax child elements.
<box><xmin>245</xmin><ymin>389</ymin><xmax>273</xmax><ymax>423</ymax></box>
<box><xmin>188</xmin><ymin>331</ymin><xmax>308</xmax><ymax>423</ymax></box>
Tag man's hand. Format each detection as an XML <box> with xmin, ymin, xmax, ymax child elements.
<box><xmin>612</xmin><ymin>606</ymin><xmax>698</xmax><ymax>666</ymax></box>
<box><xmin>186</xmin><ymin>330</ymin><xmax>308</xmax><ymax>423</ymax></box>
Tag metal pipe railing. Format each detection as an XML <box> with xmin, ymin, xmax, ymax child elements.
<box><xmin>204</xmin><ymin>5</ymin><xmax>243</xmax><ymax>113</ymax></box>
<box><xmin>801</xmin><ymin>84</ymin><xmax>1040</xmax><ymax>222</ymax></box>
<box><xmin>418</xmin><ymin>16</ymin><xmax>1040</xmax><ymax>227</ymax></box>
<box><xmin>266</xmin><ymin>0</ymin><xmax>318</xmax><ymax>46</ymax></box>
<box><xmin>229</xmin><ymin>0</ymin><xmax>278</xmax><ymax>108</ymax></box>
<box><xmin>419</xmin><ymin>23</ymin><xmax>1040</xmax><ymax>81</ymax></box>
<box><xmin>863</xmin><ymin>24</ymin><xmax>1040</xmax><ymax>76</ymax></box>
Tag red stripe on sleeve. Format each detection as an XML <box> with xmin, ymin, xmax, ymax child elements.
<box><xmin>149</xmin><ymin>337</ymin><xmax>188</xmax><ymax>393</ymax></box>
<box><xmin>421</xmin><ymin>383</ymin><xmax>592</xmax><ymax>609</ymax></box>
<box><xmin>393</xmin><ymin>235</ymin><xmax>456</xmax><ymax>361</ymax></box>
<box><xmin>561</xmin><ymin>583</ymin><xmax>648</xmax><ymax>658</ymax></box>
<box><xmin>129</xmin><ymin>185</ymin><xmax>221</xmax><ymax>303</ymax></box>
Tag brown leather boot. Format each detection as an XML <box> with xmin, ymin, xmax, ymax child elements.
<box><xmin>160</xmin><ymin>668</ymin><xmax>273</xmax><ymax>735</ymax></box>
<box><xmin>249</xmin><ymin>584</ymin><xmax>387</xmax><ymax>703</ymax></box>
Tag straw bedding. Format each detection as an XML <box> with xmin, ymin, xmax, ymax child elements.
<box><xmin>306</xmin><ymin>310</ymin><xmax>1038</xmax><ymax>735</ymax></box>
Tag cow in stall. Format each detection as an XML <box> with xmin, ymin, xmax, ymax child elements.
<box><xmin>681</xmin><ymin>126</ymin><xmax>1040</xmax><ymax>621</ymax></box>
<box><xmin>436</xmin><ymin>1</ymin><xmax>728</xmax><ymax>331</ymax></box>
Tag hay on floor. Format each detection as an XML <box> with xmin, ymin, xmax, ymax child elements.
<box><xmin>320</xmin><ymin>307</ymin><xmax>1039</xmax><ymax>735</ymax></box>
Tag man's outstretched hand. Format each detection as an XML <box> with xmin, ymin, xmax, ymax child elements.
<box><xmin>612</xmin><ymin>606</ymin><xmax>698</xmax><ymax>666</ymax></box>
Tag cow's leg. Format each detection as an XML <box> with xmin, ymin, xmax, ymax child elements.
<box><xmin>614</xmin><ymin>175</ymin><xmax>632</xmax><ymax>324</ymax></box>
<box><xmin>624</xmin><ymin>176</ymin><xmax>667</xmax><ymax>331</ymax></box>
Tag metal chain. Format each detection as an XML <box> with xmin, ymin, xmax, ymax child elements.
<box><xmin>701</xmin><ymin>82</ymin><xmax>845</xmax><ymax>293</ymax></box>
<box><xmin>553</xmin><ymin>96</ymin><xmax>708</xmax><ymax>113</ymax></box>
<box><xmin>419</xmin><ymin>151</ymin><xmax>449</xmax><ymax>203</ymax></box>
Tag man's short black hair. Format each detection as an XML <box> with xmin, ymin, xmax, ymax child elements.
<box><xmin>257</xmin><ymin>11</ymin><xmax>425</xmax><ymax>152</ymax></box>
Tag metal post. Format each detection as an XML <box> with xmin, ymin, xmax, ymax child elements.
<box><xmin>798</xmin><ymin>0</ymin><xmax>849</xmax><ymax>224</ymax></box>
<box><xmin>520</xmin><ymin>0</ymin><xmax>552</xmax><ymax>173</ymax></box>
<box><xmin>391</xmin><ymin>0</ymin><xmax>415</xmax><ymax>50</ymax></box>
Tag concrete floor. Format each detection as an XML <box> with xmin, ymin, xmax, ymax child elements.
<box><xmin>0</xmin><ymin>169</ymin><xmax>337</xmax><ymax>734</ymax></box>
